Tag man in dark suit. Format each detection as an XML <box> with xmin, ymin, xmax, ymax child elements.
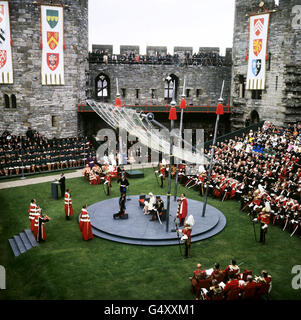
<box><xmin>59</xmin><ymin>172</ymin><xmax>66</xmax><ymax>198</ymax></box>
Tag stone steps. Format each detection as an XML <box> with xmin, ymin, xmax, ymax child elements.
<box><xmin>8</xmin><ymin>229</ymin><xmax>38</xmax><ymax>257</ymax></box>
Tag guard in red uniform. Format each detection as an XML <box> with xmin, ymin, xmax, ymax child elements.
<box><xmin>159</xmin><ymin>165</ymin><xmax>165</xmax><ymax>188</ymax></box>
<box><xmin>179</xmin><ymin>222</ymin><xmax>192</xmax><ymax>258</ymax></box>
<box><xmin>64</xmin><ymin>189</ymin><xmax>73</xmax><ymax>220</ymax></box>
<box><xmin>79</xmin><ymin>204</ymin><xmax>93</xmax><ymax>241</ymax></box>
<box><xmin>177</xmin><ymin>193</ymin><xmax>188</xmax><ymax>227</ymax></box>
<box><xmin>254</xmin><ymin>211</ymin><xmax>270</xmax><ymax>244</ymax></box>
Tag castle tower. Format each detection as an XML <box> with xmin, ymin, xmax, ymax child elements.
<box><xmin>231</xmin><ymin>0</ymin><xmax>301</xmax><ymax>129</ymax></box>
<box><xmin>0</xmin><ymin>0</ymin><xmax>88</xmax><ymax>138</ymax></box>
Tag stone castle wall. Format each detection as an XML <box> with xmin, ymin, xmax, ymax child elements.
<box><xmin>2</xmin><ymin>0</ymin><xmax>300</xmax><ymax>138</ymax></box>
<box><xmin>0</xmin><ymin>0</ymin><xmax>88</xmax><ymax>138</ymax></box>
<box><xmin>231</xmin><ymin>0</ymin><xmax>301</xmax><ymax>129</ymax></box>
<box><xmin>88</xmin><ymin>63</ymin><xmax>232</xmax><ymax>108</ymax></box>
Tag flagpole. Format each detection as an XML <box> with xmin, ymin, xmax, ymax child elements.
<box><xmin>166</xmin><ymin>81</ymin><xmax>177</xmax><ymax>232</ymax></box>
<box><xmin>201</xmin><ymin>81</ymin><xmax>224</xmax><ymax>217</ymax></box>
<box><xmin>174</xmin><ymin>77</ymin><xmax>186</xmax><ymax>201</ymax></box>
<box><xmin>115</xmin><ymin>78</ymin><xmax>123</xmax><ymax>164</ymax></box>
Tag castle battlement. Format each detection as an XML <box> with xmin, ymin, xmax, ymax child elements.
<box><xmin>91</xmin><ymin>44</ymin><xmax>232</xmax><ymax>58</ymax></box>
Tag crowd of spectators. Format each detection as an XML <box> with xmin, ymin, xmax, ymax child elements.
<box><xmin>89</xmin><ymin>50</ymin><xmax>227</xmax><ymax>67</ymax></box>
<box><xmin>179</xmin><ymin>121</ymin><xmax>301</xmax><ymax>238</ymax></box>
<box><xmin>190</xmin><ymin>259</ymin><xmax>272</xmax><ymax>300</ymax></box>
<box><xmin>0</xmin><ymin>128</ymin><xmax>95</xmax><ymax>177</ymax></box>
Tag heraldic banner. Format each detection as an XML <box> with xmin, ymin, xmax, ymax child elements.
<box><xmin>246</xmin><ymin>13</ymin><xmax>270</xmax><ymax>90</ymax></box>
<box><xmin>41</xmin><ymin>4</ymin><xmax>64</xmax><ymax>85</ymax></box>
<box><xmin>0</xmin><ymin>0</ymin><xmax>13</xmax><ymax>84</ymax></box>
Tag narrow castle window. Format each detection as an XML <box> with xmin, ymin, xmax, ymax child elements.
<box><xmin>4</xmin><ymin>94</ymin><xmax>10</xmax><ymax>108</ymax></box>
<box><xmin>135</xmin><ymin>89</ymin><xmax>140</xmax><ymax>99</ymax></box>
<box><xmin>95</xmin><ymin>74</ymin><xmax>110</xmax><ymax>101</ymax></box>
<box><xmin>52</xmin><ymin>116</ymin><xmax>58</xmax><ymax>128</ymax></box>
<box><xmin>11</xmin><ymin>94</ymin><xmax>17</xmax><ymax>108</ymax></box>
<box><xmin>251</xmin><ymin>90</ymin><xmax>262</xmax><ymax>100</ymax></box>
<box><xmin>151</xmin><ymin>89</ymin><xmax>156</xmax><ymax>99</ymax></box>
<box><xmin>164</xmin><ymin>74</ymin><xmax>178</xmax><ymax>103</ymax></box>
<box><xmin>275</xmin><ymin>76</ymin><xmax>278</xmax><ymax>91</ymax></box>
<box><xmin>239</xmin><ymin>75</ymin><xmax>245</xmax><ymax>98</ymax></box>
<box><xmin>121</xmin><ymin>88</ymin><xmax>126</xmax><ymax>98</ymax></box>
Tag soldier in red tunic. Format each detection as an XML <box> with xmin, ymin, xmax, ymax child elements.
<box><xmin>158</xmin><ymin>164</ymin><xmax>166</xmax><ymax>188</ymax></box>
<box><xmin>253</xmin><ymin>210</ymin><xmax>270</xmax><ymax>244</ymax></box>
<box><xmin>178</xmin><ymin>221</ymin><xmax>192</xmax><ymax>258</ymax></box>
<box><xmin>64</xmin><ymin>189</ymin><xmax>73</xmax><ymax>220</ymax></box>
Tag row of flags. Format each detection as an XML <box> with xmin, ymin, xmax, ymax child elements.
<box><xmin>0</xmin><ymin>1</ymin><xmax>64</xmax><ymax>85</ymax></box>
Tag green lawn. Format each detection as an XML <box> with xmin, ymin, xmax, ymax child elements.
<box><xmin>0</xmin><ymin>168</ymin><xmax>300</xmax><ymax>300</ymax></box>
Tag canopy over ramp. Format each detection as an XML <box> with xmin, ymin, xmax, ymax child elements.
<box><xmin>86</xmin><ymin>100</ymin><xmax>209</xmax><ymax>165</ymax></box>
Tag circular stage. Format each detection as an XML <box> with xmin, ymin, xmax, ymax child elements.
<box><xmin>86</xmin><ymin>195</ymin><xmax>226</xmax><ymax>246</ymax></box>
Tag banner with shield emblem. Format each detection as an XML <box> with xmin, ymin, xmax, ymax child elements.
<box><xmin>0</xmin><ymin>0</ymin><xmax>13</xmax><ymax>84</ymax></box>
<box><xmin>40</xmin><ymin>4</ymin><xmax>65</xmax><ymax>85</ymax></box>
<box><xmin>246</xmin><ymin>13</ymin><xmax>270</xmax><ymax>90</ymax></box>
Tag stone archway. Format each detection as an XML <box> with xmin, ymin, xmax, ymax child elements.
<box><xmin>250</xmin><ymin>110</ymin><xmax>260</xmax><ymax>124</ymax></box>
